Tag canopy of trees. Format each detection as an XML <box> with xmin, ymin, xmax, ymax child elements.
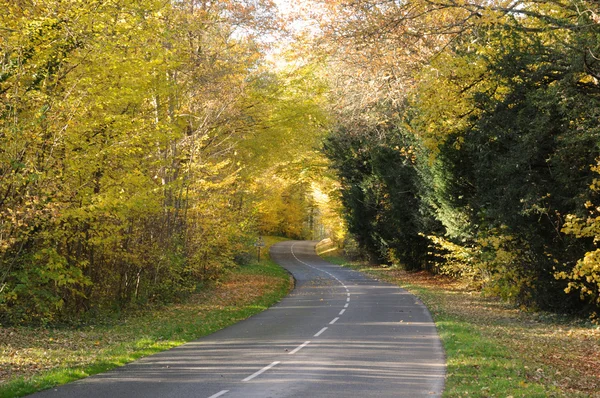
<box><xmin>318</xmin><ymin>0</ymin><xmax>600</xmax><ymax>317</ymax></box>
<box><xmin>3</xmin><ymin>0</ymin><xmax>599</xmax><ymax>324</ymax></box>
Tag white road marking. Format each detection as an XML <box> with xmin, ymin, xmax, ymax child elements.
<box><xmin>290</xmin><ymin>243</ymin><xmax>350</xmax><ymax>294</ymax></box>
<box><xmin>314</xmin><ymin>327</ymin><xmax>328</xmax><ymax>337</ymax></box>
<box><xmin>218</xmin><ymin>243</ymin><xmax>351</xmax><ymax>393</ymax></box>
<box><xmin>339</xmin><ymin>309</ymin><xmax>346</xmax><ymax>315</ymax></box>
<box><xmin>289</xmin><ymin>341</ymin><xmax>310</xmax><ymax>354</ymax></box>
<box><xmin>243</xmin><ymin>361</ymin><xmax>280</xmax><ymax>382</ymax></box>
<box><xmin>208</xmin><ymin>390</ymin><xmax>229</xmax><ymax>398</ymax></box>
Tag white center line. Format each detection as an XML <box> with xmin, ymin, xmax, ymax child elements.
<box><xmin>347</xmin><ymin>293</ymin><xmax>350</xmax><ymax>297</ymax></box>
<box><xmin>329</xmin><ymin>317</ymin><xmax>339</xmax><ymax>325</ymax></box>
<box><xmin>344</xmin><ymin>303</ymin><xmax>349</xmax><ymax>308</ymax></box>
<box><xmin>346</xmin><ymin>297</ymin><xmax>350</xmax><ymax>302</ymax></box>
<box><xmin>208</xmin><ymin>390</ymin><xmax>229</xmax><ymax>398</ymax></box>
<box><xmin>289</xmin><ymin>341</ymin><xmax>310</xmax><ymax>354</ymax></box>
<box><xmin>290</xmin><ymin>243</ymin><xmax>350</xmax><ymax>294</ymax></box>
<box><xmin>339</xmin><ymin>309</ymin><xmax>346</xmax><ymax>315</ymax></box>
<box><xmin>314</xmin><ymin>327</ymin><xmax>328</xmax><ymax>337</ymax></box>
<box><xmin>243</xmin><ymin>361</ymin><xmax>280</xmax><ymax>382</ymax></box>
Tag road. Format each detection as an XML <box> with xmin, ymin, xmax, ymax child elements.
<box><xmin>31</xmin><ymin>240</ymin><xmax>445</xmax><ymax>398</ymax></box>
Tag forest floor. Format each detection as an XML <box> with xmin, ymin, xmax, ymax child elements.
<box><xmin>0</xmin><ymin>237</ymin><xmax>293</xmax><ymax>398</ymax></box>
<box><xmin>323</xmin><ymin>253</ymin><xmax>600</xmax><ymax>398</ymax></box>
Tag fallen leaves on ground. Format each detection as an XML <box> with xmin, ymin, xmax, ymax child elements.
<box><xmin>0</xmin><ymin>269</ymin><xmax>290</xmax><ymax>386</ymax></box>
<box><xmin>375</xmin><ymin>268</ymin><xmax>600</xmax><ymax>397</ymax></box>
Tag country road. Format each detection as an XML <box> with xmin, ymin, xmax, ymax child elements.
<box><xmin>30</xmin><ymin>240</ymin><xmax>446</xmax><ymax>398</ymax></box>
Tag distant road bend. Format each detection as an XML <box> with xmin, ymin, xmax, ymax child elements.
<box><xmin>31</xmin><ymin>240</ymin><xmax>446</xmax><ymax>398</ymax></box>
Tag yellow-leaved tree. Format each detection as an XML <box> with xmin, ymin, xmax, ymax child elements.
<box><xmin>558</xmin><ymin>161</ymin><xmax>600</xmax><ymax>320</ymax></box>
<box><xmin>0</xmin><ymin>0</ymin><xmax>288</xmax><ymax>324</ymax></box>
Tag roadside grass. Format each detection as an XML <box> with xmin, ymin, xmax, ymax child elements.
<box><xmin>322</xmin><ymin>252</ymin><xmax>600</xmax><ymax>398</ymax></box>
<box><xmin>0</xmin><ymin>237</ymin><xmax>293</xmax><ymax>398</ymax></box>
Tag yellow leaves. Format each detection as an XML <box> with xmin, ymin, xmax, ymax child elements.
<box><xmin>1</xmin><ymin>0</ymin><xmax>326</xmax><ymax>324</ymax></box>
<box><xmin>414</xmin><ymin>52</ymin><xmax>491</xmax><ymax>150</ymax></box>
<box><xmin>393</xmin><ymin>145</ymin><xmax>418</xmax><ymax>163</ymax></box>
<box><xmin>558</xmin><ymin>164</ymin><xmax>600</xmax><ymax>309</ymax></box>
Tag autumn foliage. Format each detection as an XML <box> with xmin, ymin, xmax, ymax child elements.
<box><xmin>3</xmin><ymin>0</ymin><xmax>600</xmax><ymax>323</ymax></box>
<box><xmin>0</xmin><ymin>0</ymin><xmax>333</xmax><ymax>324</ymax></box>
<box><xmin>319</xmin><ymin>0</ymin><xmax>600</xmax><ymax>317</ymax></box>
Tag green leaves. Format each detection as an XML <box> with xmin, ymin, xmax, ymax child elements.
<box><xmin>320</xmin><ymin>0</ymin><xmax>600</xmax><ymax>316</ymax></box>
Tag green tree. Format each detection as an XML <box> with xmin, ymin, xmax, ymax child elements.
<box><xmin>317</xmin><ymin>0</ymin><xmax>600</xmax><ymax>315</ymax></box>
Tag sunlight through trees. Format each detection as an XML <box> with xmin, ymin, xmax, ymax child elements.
<box><xmin>2</xmin><ymin>0</ymin><xmax>600</xmax><ymax>323</ymax></box>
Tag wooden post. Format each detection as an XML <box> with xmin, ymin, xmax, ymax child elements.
<box><xmin>254</xmin><ymin>236</ymin><xmax>265</xmax><ymax>263</ymax></box>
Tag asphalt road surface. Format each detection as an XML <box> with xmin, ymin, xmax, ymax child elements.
<box><xmin>30</xmin><ymin>240</ymin><xmax>445</xmax><ymax>398</ymax></box>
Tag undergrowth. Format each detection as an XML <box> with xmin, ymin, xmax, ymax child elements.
<box><xmin>0</xmin><ymin>237</ymin><xmax>292</xmax><ymax>398</ymax></box>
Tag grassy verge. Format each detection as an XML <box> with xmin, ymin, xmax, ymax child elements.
<box><xmin>322</xmin><ymin>251</ymin><xmax>600</xmax><ymax>398</ymax></box>
<box><xmin>0</xmin><ymin>237</ymin><xmax>293</xmax><ymax>398</ymax></box>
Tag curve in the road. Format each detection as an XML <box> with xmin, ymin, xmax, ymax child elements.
<box><xmin>29</xmin><ymin>240</ymin><xmax>445</xmax><ymax>398</ymax></box>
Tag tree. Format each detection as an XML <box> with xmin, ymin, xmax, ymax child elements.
<box><xmin>0</xmin><ymin>0</ymin><xmax>299</xmax><ymax>324</ymax></box>
<box><xmin>316</xmin><ymin>0</ymin><xmax>600</xmax><ymax>315</ymax></box>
